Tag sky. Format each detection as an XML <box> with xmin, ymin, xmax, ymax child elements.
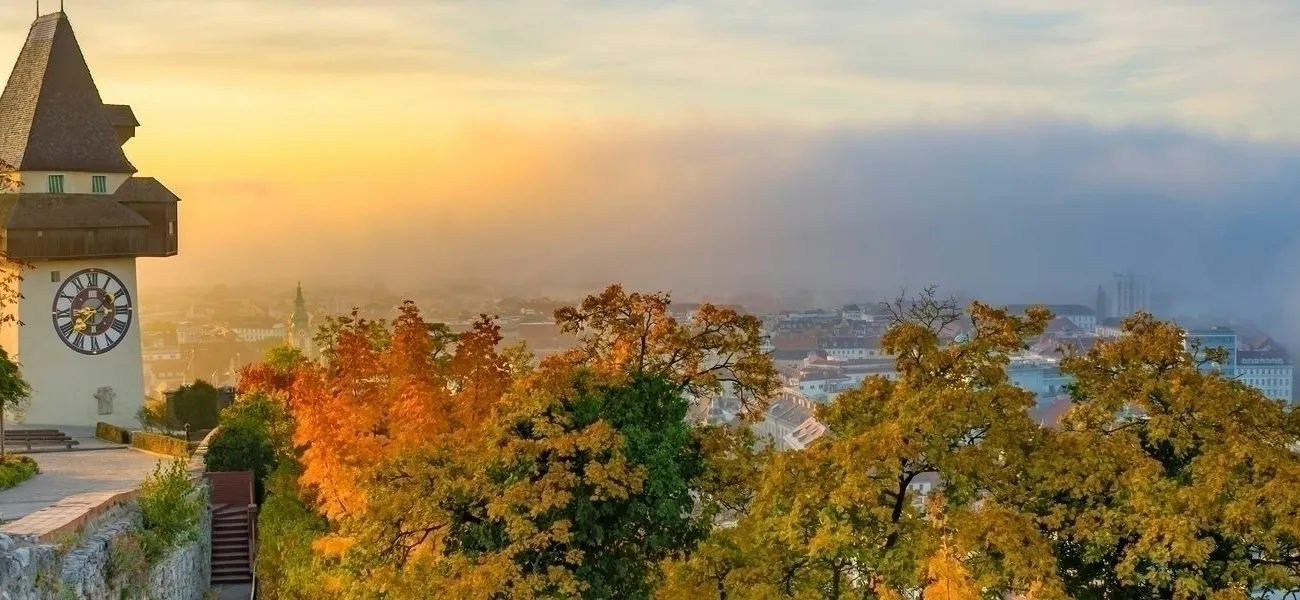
<box><xmin>3</xmin><ymin>1</ymin><xmax>1300</xmax><ymax>327</ymax></box>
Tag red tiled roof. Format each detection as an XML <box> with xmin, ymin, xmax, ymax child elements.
<box><xmin>771</xmin><ymin>332</ymin><xmax>818</xmax><ymax>351</ymax></box>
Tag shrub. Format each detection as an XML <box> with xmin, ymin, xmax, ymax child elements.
<box><xmin>0</xmin><ymin>455</ymin><xmax>38</xmax><ymax>490</ymax></box>
<box><xmin>136</xmin><ymin>397</ymin><xmax>176</xmax><ymax>432</ymax></box>
<box><xmin>95</xmin><ymin>422</ymin><xmax>131</xmax><ymax>444</ymax></box>
<box><xmin>221</xmin><ymin>392</ymin><xmax>293</xmax><ymax>457</ymax></box>
<box><xmin>105</xmin><ymin>530</ymin><xmax>148</xmax><ymax>594</ymax></box>
<box><xmin>137</xmin><ymin>460</ymin><xmax>203</xmax><ymax>563</ymax></box>
<box><xmin>168</xmin><ymin>381</ymin><xmax>221</xmax><ymax>430</ymax></box>
<box><xmin>256</xmin><ymin>461</ymin><xmax>329</xmax><ymax>599</ymax></box>
<box><xmin>131</xmin><ymin>432</ymin><xmax>189</xmax><ymax>457</ymax></box>
<box><xmin>207</xmin><ymin>393</ymin><xmax>295</xmax><ymax>503</ymax></box>
<box><xmin>205</xmin><ymin>424</ymin><xmax>275</xmax><ymax>502</ymax></box>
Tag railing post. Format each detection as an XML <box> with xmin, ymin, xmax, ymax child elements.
<box><xmin>247</xmin><ymin>504</ymin><xmax>259</xmax><ymax>573</ymax></box>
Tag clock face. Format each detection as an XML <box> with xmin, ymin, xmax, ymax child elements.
<box><xmin>50</xmin><ymin>268</ymin><xmax>133</xmax><ymax>356</ymax></box>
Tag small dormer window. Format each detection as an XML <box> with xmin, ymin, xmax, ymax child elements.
<box><xmin>92</xmin><ymin>175</ymin><xmax>107</xmax><ymax>193</ymax></box>
<box><xmin>47</xmin><ymin>174</ymin><xmax>65</xmax><ymax>193</ymax></box>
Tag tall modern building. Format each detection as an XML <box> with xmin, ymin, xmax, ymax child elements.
<box><xmin>1184</xmin><ymin>327</ymin><xmax>1238</xmax><ymax>380</ymax></box>
<box><xmin>1093</xmin><ymin>285</ymin><xmax>1109</xmax><ymax>323</ymax></box>
<box><xmin>1112</xmin><ymin>271</ymin><xmax>1151</xmax><ymax>318</ymax></box>
<box><xmin>0</xmin><ymin>12</ymin><xmax>180</xmax><ymax>427</ymax></box>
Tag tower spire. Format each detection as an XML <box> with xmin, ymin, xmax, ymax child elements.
<box><xmin>0</xmin><ymin>11</ymin><xmax>136</xmax><ymax>173</ymax></box>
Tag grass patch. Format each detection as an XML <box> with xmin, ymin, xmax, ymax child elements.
<box><xmin>0</xmin><ymin>454</ymin><xmax>38</xmax><ymax>490</ymax></box>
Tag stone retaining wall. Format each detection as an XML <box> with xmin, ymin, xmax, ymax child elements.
<box><xmin>0</xmin><ymin>483</ymin><xmax>212</xmax><ymax>599</ymax></box>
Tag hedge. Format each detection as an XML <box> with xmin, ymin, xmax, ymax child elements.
<box><xmin>0</xmin><ymin>455</ymin><xmax>38</xmax><ymax>490</ymax></box>
<box><xmin>95</xmin><ymin>422</ymin><xmax>131</xmax><ymax>444</ymax></box>
<box><xmin>131</xmin><ymin>432</ymin><xmax>190</xmax><ymax>458</ymax></box>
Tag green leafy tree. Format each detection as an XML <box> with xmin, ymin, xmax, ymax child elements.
<box><xmin>206</xmin><ymin>392</ymin><xmax>294</xmax><ymax>502</ymax></box>
<box><xmin>0</xmin><ymin>347</ymin><xmax>31</xmax><ymax>458</ymax></box>
<box><xmin>168</xmin><ymin>380</ymin><xmax>221</xmax><ymax>430</ymax></box>
<box><xmin>320</xmin><ymin>369</ymin><xmax>713</xmax><ymax>600</ymax></box>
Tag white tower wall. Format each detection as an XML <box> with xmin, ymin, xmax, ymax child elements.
<box><xmin>0</xmin><ymin>257</ymin><xmax>143</xmax><ymax>427</ymax></box>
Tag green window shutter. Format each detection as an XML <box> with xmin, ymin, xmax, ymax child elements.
<box><xmin>92</xmin><ymin>175</ymin><xmax>107</xmax><ymax>193</ymax></box>
<box><xmin>47</xmin><ymin>174</ymin><xmax>64</xmax><ymax>193</ymax></box>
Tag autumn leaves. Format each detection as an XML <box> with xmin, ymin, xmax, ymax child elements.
<box><xmin>244</xmin><ymin>286</ymin><xmax>1300</xmax><ymax>600</ymax></box>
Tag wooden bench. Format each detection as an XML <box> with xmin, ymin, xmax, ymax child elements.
<box><xmin>3</xmin><ymin>430</ymin><xmax>79</xmax><ymax>450</ymax></box>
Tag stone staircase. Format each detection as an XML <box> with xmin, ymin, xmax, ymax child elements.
<box><xmin>207</xmin><ymin>471</ymin><xmax>256</xmax><ymax>585</ymax></box>
<box><xmin>210</xmin><ymin>504</ymin><xmax>253</xmax><ymax>584</ymax></box>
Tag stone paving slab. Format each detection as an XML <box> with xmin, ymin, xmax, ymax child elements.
<box><xmin>0</xmin><ymin>445</ymin><xmax>169</xmax><ymax>522</ymax></box>
<box><xmin>213</xmin><ymin>584</ymin><xmax>252</xmax><ymax>600</ymax></box>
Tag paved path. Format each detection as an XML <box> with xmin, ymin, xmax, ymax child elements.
<box><xmin>0</xmin><ymin>424</ymin><xmax>171</xmax><ymax>521</ymax></box>
<box><xmin>212</xmin><ymin>584</ymin><xmax>252</xmax><ymax>600</ymax></box>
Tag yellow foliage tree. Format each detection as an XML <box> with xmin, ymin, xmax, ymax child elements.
<box><xmin>553</xmin><ymin>284</ymin><xmax>779</xmax><ymax>413</ymax></box>
<box><xmin>1024</xmin><ymin>313</ymin><xmax>1300</xmax><ymax>599</ymax></box>
<box><xmin>662</xmin><ymin>289</ymin><xmax>1063</xmax><ymax>599</ymax></box>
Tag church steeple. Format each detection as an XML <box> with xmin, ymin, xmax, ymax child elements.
<box><xmin>289</xmin><ymin>280</ymin><xmax>306</xmax><ymax>328</ymax></box>
<box><xmin>0</xmin><ymin>11</ymin><xmax>135</xmax><ymax>173</ymax></box>
<box><xmin>289</xmin><ymin>282</ymin><xmax>315</xmax><ymax>358</ymax></box>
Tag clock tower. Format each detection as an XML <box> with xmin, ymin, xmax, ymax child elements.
<box><xmin>0</xmin><ymin>11</ymin><xmax>180</xmax><ymax>427</ymax></box>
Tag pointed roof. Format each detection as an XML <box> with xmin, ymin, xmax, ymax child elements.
<box><xmin>291</xmin><ymin>283</ymin><xmax>308</xmax><ymax>327</ymax></box>
<box><xmin>0</xmin><ymin>12</ymin><xmax>135</xmax><ymax>173</ymax></box>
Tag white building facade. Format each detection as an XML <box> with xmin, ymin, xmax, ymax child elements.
<box><xmin>1236</xmin><ymin>350</ymin><xmax>1293</xmax><ymax>403</ymax></box>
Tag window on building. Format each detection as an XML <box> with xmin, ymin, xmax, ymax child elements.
<box><xmin>92</xmin><ymin>175</ymin><xmax>107</xmax><ymax>193</ymax></box>
<box><xmin>168</xmin><ymin>220</ymin><xmax>175</xmax><ymax>236</ymax></box>
<box><xmin>47</xmin><ymin>174</ymin><xmax>65</xmax><ymax>193</ymax></box>
<box><xmin>49</xmin><ymin>270</ymin><xmax>59</xmax><ymax>282</ymax></box>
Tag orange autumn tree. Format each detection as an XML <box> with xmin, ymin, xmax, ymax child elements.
<box><xmin>553</xmin><ymin>284</ymin><xmax>779</xmax><ymax>413</ymax></box>
<box><xmin>272</xmin><ymin>286</ymin><xmax>781</xmax><ymax>599</ymax></box>
<box><xmin>291</xmin><ymin>302</ymin><xmax>515</xmax><ymax>519</ymax></box>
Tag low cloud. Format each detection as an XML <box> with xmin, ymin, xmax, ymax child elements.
<box><xmin>145</xmin><ymin>117</ymin><xmax>1300</xmax><ymax>342</ymax></box>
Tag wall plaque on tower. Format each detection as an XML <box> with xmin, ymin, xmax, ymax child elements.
<box><xmin>95</xmin><ymin>386</ymin><xmax>115</xmax><ymax>415</ymax></box>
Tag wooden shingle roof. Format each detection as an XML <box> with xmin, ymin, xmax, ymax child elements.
<box><xmin>0</xmin><ymin>12</ymin><xmax>135</xmax><ymax>173</ymax></box>
<box><xmin>0</xmin><ymin>193</ymin><xmax>149</xmax><ymax>229</ymax></box>
<box><xmin>103</xmin><ymin>104</ymin><xmax>138</xmax><ymax>128</ymax></box>
<box><xmin>113</xmin><ymin>177</ymin><xmax>180</xmax><ymax>203</ymax></box>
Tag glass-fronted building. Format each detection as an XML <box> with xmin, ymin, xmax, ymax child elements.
<box><xmin>1184</xmin><ymin>327</ymin><xmax>1238</xmax><ymax>379</ymax></box>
